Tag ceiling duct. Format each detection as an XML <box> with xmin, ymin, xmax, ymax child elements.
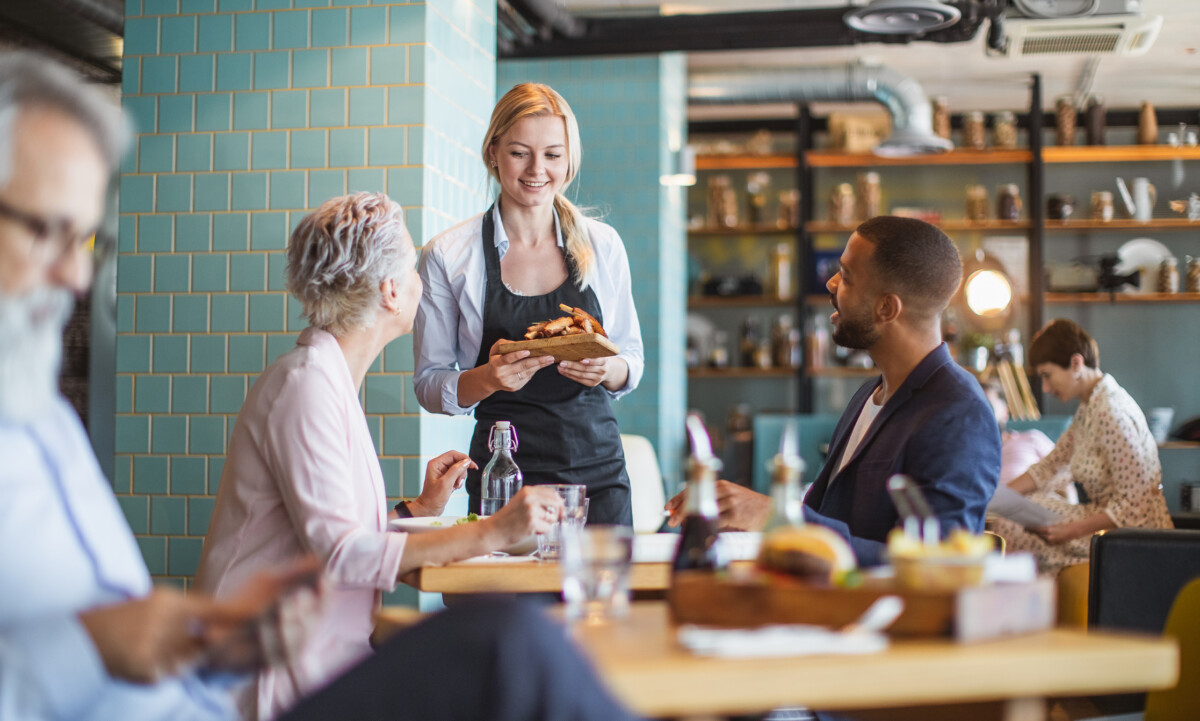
<box><xmin>845</xmin><ymin>0</ymin><xmax>962</xmax><ymax>35</ymax></box>
<box><xmin>689</xmin><ymin>63</ymin><xmax>953</xmax><ymax>156</ymax></box>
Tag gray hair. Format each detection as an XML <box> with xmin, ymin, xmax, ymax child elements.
<box><xmin>286</xmin><ymin>192</ymin><xmax>414</xmax><ymax>336</ymax></box>
<box><xmin>0</xmin><ymin>51</ymin><xmax>129</xmax><ymax>187</ymax></box>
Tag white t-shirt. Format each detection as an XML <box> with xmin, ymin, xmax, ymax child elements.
<box><xmin>834</xmin><ymin>390</ymin><xmax>885</xmax><ymax>478</ymax></box>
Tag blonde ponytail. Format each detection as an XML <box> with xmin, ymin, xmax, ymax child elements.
<box><xmin>553</xmin><ymin>194</ymin><xmax>595</xmax><ymax>289</ymax></box>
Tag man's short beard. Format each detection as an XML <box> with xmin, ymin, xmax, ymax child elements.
<box><xmin>0</xmin><ymin>284</ymin><xmax>73</xmax><ymax>422</ymax></box>
<box><xmin>832</xmin><ymin>310</ymin><xmax>880</xmax><ymax>350</ymax></box>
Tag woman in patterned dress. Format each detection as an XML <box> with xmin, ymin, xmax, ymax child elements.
<box><xmin>991</xmin><ymin>319</ymin><xmax>1173</xmax><ymax>575</ymax></box>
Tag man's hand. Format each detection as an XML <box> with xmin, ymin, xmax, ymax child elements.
<box><xmin>665</xmin><ymin>480</ymin><xmax>772</xmax><ymax>532</ymax></box>
<box><xmin>79</xmin><ymin>588</ymin><xmax>209</xmax><ymax>683</ymax></box>
<box><xmin>408</xmin><ymin>451</ymin><xmax>475</xmax><ymax>517</ymax></box>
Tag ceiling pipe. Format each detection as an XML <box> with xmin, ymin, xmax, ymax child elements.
<box><xmin>689</xmin><ymin>63</ymin><xmax>954</xmax><ymax>156</ymax></box>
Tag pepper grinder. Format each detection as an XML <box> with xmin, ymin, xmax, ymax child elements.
<box><xmin>1137</xmin><ymin>101</ymin><xmax>1158</xmax><ymax>145</ymax></box>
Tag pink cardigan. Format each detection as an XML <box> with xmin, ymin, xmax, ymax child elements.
<box><xmin>195</xmin><ymin>327</ymin><xmax>407</xmax><ymax>720</ymax></box>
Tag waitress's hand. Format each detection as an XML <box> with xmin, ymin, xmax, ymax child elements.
<box><xmin>558</xmin><ymin>356</ymin><xmax>629</xmax><ymax>391</ymax></box>
<box><xmin>487</xmin><ymin>486</ymin><xmax>564</xmax><ymax>546</ymax></box>
<box><xmin>485</xmin><ymin>340</ymin><xmax>555</xmax><ymax>393</ymax></box>
<box><xmin>408</xmin><ymin>451</ymin><xmax>475</xmax><ymax>517</ymax></box>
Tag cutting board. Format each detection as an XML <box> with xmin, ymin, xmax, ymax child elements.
<box><xmin>496</xmin><ymin>333</ymin><xmax>619</xmax><ymax>362</ymax></box>
<box><xmin>668</xmin><ymin>572</ymin><xmax>1054</xmax><ymax>643</ymax></box>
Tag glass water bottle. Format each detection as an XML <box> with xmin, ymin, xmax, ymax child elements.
<box><xmin>481</xmin><ymin>421</ymin><xmax>522</xmax><ymax>516</ymax></box>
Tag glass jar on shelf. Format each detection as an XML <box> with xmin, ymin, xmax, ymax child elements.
<box><xmin>776</xmin><ymin>190</ymin><xmax>800</xmax><ymax>229</ymax></box>
<box><xmin>1158</xmin><ymin>258</ymin><xmax>1179</xmax><ymax>293</ymax></box>
<box><xmin>997</xmin><ymin>184</ymin><xmax>1023</xmax><ymax>221</ymax></box>
<box><xmin>963</xmin><ymin>111</ymin><xmax>987</xmax><ymax>150</ymax></box>
<box><xmin>1186</xmin><ymin>256</ymin><xmax>1200</xmax><ymax>293</ymax></box>
<box><xmin>992</xmin><ymin>111</ymin><xmax>1018</xmax><ymax>149</ymax></box>
<box><xmin>932</xmin><ymin>96</ymin><xmax>951</xmax><ymax>140</ymax></box>
<box><xmin>965</xmin><ymin>184</ymin><xmax>989</xmax><ymax>221</ymax></box>
<box><xmin>829</xmin><ymin>183</ymin><xmax>856</xmax><ymax>226</ymax></box>
<box><xmin>1055</xmin><ymin>95</ymin><xmax>1077</xmax><ymax>146</ymax></box>
<box><xmin>856</xmin><ymin>171</ymin><xmax>882</xmax><ymax>220</ymax></box>
<box><xmin>708</xmin><ymin>331</ymin><xmax>729</xmax><ymax>369</ymax></box>
<box><xmin>746</xmin><ymin>172</ymin><xmax>770</xmax><ymax>227</ymax></box>
<box><xmin>706</xmin><ymin>175</ymin><xmax>738</xmax><ymax>228</ymax></box>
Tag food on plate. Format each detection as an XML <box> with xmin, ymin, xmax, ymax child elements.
<box><xmin>455</xmin><ymin>513</ymin><xmax>480</xmax><ymax>525</ymax></box>
<box><xmin>523</xmin><ymin>304</ymin><xmax>608</xmax><ymax>340</ymax></box>
<box><xmin>886</xmin><ymin>528</ymin><xmax>993</xmax><ymax>559</ymax></box>
<box><xmin>887</xmin><ymin>528</ymin><xmax>993</xmax><ymax>590</ymax></box>
<box><xmin>756</xmin><ymin>524</ymin><xmax>857</xmax><ymax>584</ymax></box>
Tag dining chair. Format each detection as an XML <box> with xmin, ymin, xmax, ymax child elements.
<box><xmin>620</xmin><ymin>434</ymin><xmax>666</xmax><ymax>534</ymax></box>
<box><xmin>1143</xmin><ymin>577</ymin><xmax>1200</xmax><ymax>721</ymax></box>
<box><xmin>1056</xmin><ymin>562</ymin><xmax>1090</xmax><ymax>629</ymax></box>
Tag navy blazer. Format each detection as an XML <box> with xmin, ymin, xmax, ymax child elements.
<box><xmin>802</xmin><ymin>343</ymin><xmax>1001</xmax><ymax>566</ymax></box>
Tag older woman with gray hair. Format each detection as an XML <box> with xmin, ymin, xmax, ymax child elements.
<box><xmin>195</xmin><ymin>192</ymin><xmax>565</xmax><ymax>720</ymax></box>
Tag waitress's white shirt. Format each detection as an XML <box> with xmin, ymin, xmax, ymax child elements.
<box><xmin>414</xmin><ymin>204</ymin><xmax>645</xmax><ymax>416</ymax></box>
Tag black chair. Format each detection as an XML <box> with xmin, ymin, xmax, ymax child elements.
<box><xmin>1086</xmin><ymin>528</ymin><xmax>1200</xmax><ymax>714</ymax></box>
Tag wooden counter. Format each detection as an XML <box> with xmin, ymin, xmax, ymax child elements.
<box><xmin>400</xmin><ymin>557</ymin><xmax>754</xmax><ymax>594</ymax></box>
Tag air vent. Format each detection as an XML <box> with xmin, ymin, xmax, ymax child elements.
<box><xmin>844</xmin><ymin>0</ymin><xmax>961</xmax><ymax>35</ymax></box>
<box><xmin>995</xmin><ymin>14</ymin><xmax>1162</xmax><ymax>57</ymax></box>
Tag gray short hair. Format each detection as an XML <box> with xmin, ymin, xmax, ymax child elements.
<box><xmin>0</xmin><ymin>51</ymin><xmax>129</xmax><ymax>187</ymax></box>
<box><xmin>286</xmin><ymin>192</ymin><xmax>414</xmax><ymax>336</ymax></box>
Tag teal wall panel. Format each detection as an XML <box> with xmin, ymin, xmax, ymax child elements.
<box><xmin>118</xmin><ymin>1</ymin><xmax>498</xmax><ymax>603</ymax></box>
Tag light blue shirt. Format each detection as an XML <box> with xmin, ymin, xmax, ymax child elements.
<box><xmin>414</xmin><ymin>205</ymin><xmax>644</xmax><ymax>416</ymax></box>
<box><xmin>0</xmin><ymin>398</ymin><xmax>237</xmax><ymax>721</ymax></box>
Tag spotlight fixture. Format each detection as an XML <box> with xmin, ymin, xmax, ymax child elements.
<box><xmin>845</xmin><ymin>0</ymin><xmax>962</xmax><ymax>35</ymax></box>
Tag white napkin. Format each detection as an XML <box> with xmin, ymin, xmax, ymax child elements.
<box><xmin>677</xmin><ymin>624</ymin><xmax>888</xmax><ymax>659</ymax></box>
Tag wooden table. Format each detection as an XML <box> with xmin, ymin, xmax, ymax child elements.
<box><xmin>376</xmin><ymin>601</ymin><xmax>1178</xmax><ymax>720</ymax></box>
<box><xmin>400</xmin><ymin>558</ymin><xmax>753</xmax><ymax>594</ymax></box>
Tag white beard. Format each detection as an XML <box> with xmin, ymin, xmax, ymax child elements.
<box><xmin>0</xmin><ymin>285</ymin><xmax>73</xmax><ymax>422</ymax></box>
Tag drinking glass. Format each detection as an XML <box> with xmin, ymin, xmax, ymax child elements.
<box><xmin>536</xmin><ymin>484</ymin><xmax>586</xmax><ymax>560</ymax></box>
<box><xmin>560</xmin><ymin>525</ymin><xmax>635</xmax><ymax>624</ymax></box>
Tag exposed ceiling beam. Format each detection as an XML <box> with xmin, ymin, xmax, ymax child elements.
<box><xmin>500</xmin><ymin>2</ymin><xmax>999</xmax><ymax>60</ymax></box>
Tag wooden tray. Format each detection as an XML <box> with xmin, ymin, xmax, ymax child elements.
<box><xmin>668</xmin><ymin>572</ymin><xmax>1054</xmax><ymax>643</ymax></box>
<box><xmin>496</xmin><ymin>333</ymin><xmax>619</xmax><ymax>362</ymax></box>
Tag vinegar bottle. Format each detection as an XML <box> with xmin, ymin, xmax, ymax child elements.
<box><xmin>672</xmin><ymin>415</ymin><xmax>727</xmax><ymax>573</ymax></box>
<box><xmin>481</xmin><ymin>421</ymin><xmax>522</xmax><ymax>516</ymax></box>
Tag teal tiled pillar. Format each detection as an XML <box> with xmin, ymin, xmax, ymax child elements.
<box><xmin>497</xmin><ymin>55</ymin><xmax>688</xmax><ymax>489</ymax></box>
<box><xmin>117</xmin><ymin>0</ymin><xmax>495</xmax><ymax>596</ymax></box>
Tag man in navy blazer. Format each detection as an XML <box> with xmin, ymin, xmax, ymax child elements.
<box><xmin>668</xmin><ymin>216</ymin><xmax>1000</xmax><ymax>566</ymax></box>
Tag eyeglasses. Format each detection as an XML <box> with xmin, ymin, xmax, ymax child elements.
<box><xmin>0</xmin><ymin>196</ymin><xmax>97</xmax><ymax>265</ymax></box>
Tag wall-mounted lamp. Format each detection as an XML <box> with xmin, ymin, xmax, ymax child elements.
<box><xmin>957</xmin><ymin>249</ymin><xmax>1016</xmax><ymax>333</ymax></box>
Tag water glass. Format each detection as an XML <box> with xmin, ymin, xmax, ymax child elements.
<box><xmin>536</xmin><ymin>484</ymin><xmax>586</xmax><ymax>560</ymax></box>
<box><xmin>560</xmin><ymin>525</ymin><xmax>635</xmax><ymax>624</ymax></box>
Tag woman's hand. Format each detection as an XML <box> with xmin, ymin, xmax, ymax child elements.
<box><xmin>408</xmin><ymin>451</ymin><xmax>475</xmax><ymax>517</ymax></box>
<box><xmin>485</xmin><ymin>486</ymin><xmax>564</xmax><ymax>546</ymax></box>
<box><xmin>485</xmin><ymin>340</ymin><xmax>556</xmax><ymax>393</ymax></box>
<box><xmin>558</xmin><ymin>356</ymin><xmax>629</xmax><ymax>391</ymax></box>
<box><xmin>1031</xmin><ymin>521</ymin><xmax>1082</xmax><ymax>545</ymax></box>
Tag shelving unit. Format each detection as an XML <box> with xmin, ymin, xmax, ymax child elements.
<box><xmin>688</xmin><ymin>368</ymin><xmax>798</xmax><ymax>379</ymax></box>
<box><xmin>1044</xmin><ymin>219</ymin><xmax>1198</xmax><ymax>230</ymax></box>
<box><xmin>807</xmin><ymin>220</ymin><xmax>1032</xmax><ymax>233</ymax></box>
<box><xmin>1046</xmin><ymin>293</ymin><xmax>1200</xmax><ymax>304</ymax></box>
<box><xmin>806</xmin><ymin>149</ymin><xmax>1033</xmax><ymax>167</ymax></box>
<box><xmin>1043</xmin><ymin>146</ymin><xmax>1200</xmax><ymax>163</ymax></box>
<box><xmin>687</xmin><ymin>295</ymin><xmax>795</xmax><ymax>309</ymax></box>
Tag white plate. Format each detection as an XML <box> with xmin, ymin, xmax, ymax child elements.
<box><xmin>388</xmin><ymin>516</ymin><xmax>481</xmax><ymax>533</ymax></box>
<box><xmin>1116</xmin><ymin>238</ymin><xmax>1174</xmax><ymax>293</ymax></box>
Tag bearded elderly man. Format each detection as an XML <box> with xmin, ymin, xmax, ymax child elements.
<box><xmin>0</xmin><ymin>51</ymin><xmax>638</xmax><ymax>721</ymax></box>
<box><xmin>668</xmin><ymin>216</ymin><xmax>1001</xmax><ymax>566</ymax></box>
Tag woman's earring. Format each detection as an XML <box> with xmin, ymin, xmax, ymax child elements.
<box><xmin>489</xmin><ymin>160</ymin><xmax>496</xmax><ymax>168</ymax></box>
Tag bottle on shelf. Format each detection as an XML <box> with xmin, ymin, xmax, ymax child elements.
<box><xmin>673</xmin><ymin>415</ymin><xmax>727</xmax><ymax>574</ymax></box>
<box><xmin>746</xmin><ymin>172</ymin><xmax>770</xmax><ymax>226</ymax></box>
<box><xmin>481</xmin><ymin>421</ymin><xmax>522</xmax><ymax>516</ymax></box>
<box><xmin>768</xmin><ymin>243</ymin><xmax>795</xmax><ymax>301</ymax></box>
<box><xmin>708</xmin><ymin>331</ymin><xmax>730</xmax><ymax>369</ymax></box>
<box><xmin>805</xmin><ymin>313</ymin><xmax>831</xmax><ymax>370</ymax></box>
<box><xmin>771</xmin><ymin>314</ymin><xmax>798</xmax><ymax>369</ymax></box>
<box><xmin>739</xmin><ymin>318</ymin><xmax>761</xmax><ymax>368</ymax></box>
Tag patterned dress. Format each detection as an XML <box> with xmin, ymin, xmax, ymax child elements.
<box><xmin>991</xmin><ymin>374</ymin><xmax>1173</xmax><ymax>575</ymax></box>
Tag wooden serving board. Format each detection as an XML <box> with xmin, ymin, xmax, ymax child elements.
<box><xmin>496</xmin><ymin>333</ymin><xmax>619</xmax><ymax>362</ymax></box>
<box><xmin>668</xmin><ymin>572</ymin><xmax>1054</xmax><ymax>643</ymax></box>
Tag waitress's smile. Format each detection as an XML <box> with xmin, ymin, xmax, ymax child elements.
<box><xmin>489</xmin><ymin>114</ymin><xmax>570</xmax><ymax>210</ymax></box>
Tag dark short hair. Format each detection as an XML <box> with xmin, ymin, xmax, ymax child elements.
<box><xmin>1028</xmin><ymin>318</ymin><xmax>1099</xmax><ymax>369</ymax></box>
<box><xmin>854</xmin><ymin>216</ymin><xmax>962</xmax><ymax>319</ymax></box>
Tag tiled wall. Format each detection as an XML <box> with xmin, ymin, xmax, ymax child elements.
<box><xmin>497</xmin><ymin>55</ymin><xmax>689</xmax><ymax>489</ymax></box>
<box><xmin>118</xmin><ymin>0</ymin><xmax>494</xmax><ymax>595</ymax></box>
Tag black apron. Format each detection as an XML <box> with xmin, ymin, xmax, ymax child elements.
<box><xmin>465</xmin><ymin>206</ymin><xmax>632</xmax><ymax>526</ymax></box>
